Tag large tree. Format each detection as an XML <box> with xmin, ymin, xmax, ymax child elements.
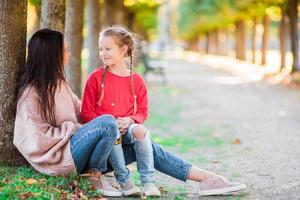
<box><xmin>65</xmin><ymin>0</ymin><xmax>84</xmax><ymax>96</ymax></box>
<box><xmin>0</xmin><ymin>0</ymin><xmax>28</xmax><ymax>165</ymax></box>
<box><xmin>41</xmin><ymin>0</ymin><xmax>66</xmax><ymax>32</ymax></box>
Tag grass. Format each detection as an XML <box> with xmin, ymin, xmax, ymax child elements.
<box><xmin>0</xmin><ymin>165</ymin><xmax>101</xmax><ymax>199</ymax></box>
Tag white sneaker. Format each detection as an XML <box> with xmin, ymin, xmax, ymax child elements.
<box><xmin>143</xmin><ymin>183</ymin><xmax>161</xmax><ymax>197</ymax></box>
<box><xmin>198</xmin><ymin>175</ymin><xmax>246</xmax><ymax>196</ymax></box>
<box><xmin>89</xmin><ymin>176</ymin><xmax>123</xmax><ymax>197</ymax></box>
<box><xmin>121</xmin><ymin>180</ymin><xmax>141</xmax><ymax>196</ymax></box>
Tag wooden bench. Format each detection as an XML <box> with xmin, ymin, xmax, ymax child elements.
<box><xmin>141</xmin><ymin>53</ymin><xmax>167</xmax><ymax>84</ymax></box>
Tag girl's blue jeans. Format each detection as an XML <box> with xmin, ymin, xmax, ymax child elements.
<box><xmin>106</xmin><ymin>140</ymin><xmax>193</xmax><ymax>183</ymax></box>
<box><xmin>108</xmin><ymin>124</ymin><xmax>155</xmax><ymax>185</ymax></box>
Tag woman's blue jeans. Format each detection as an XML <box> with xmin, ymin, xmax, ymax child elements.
<box><xmin>70</xmin><ymin>114</ymin><xmax>118</xmax><ymax>173</ymax></box>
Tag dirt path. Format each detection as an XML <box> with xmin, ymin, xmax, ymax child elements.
<box><xmin>145</xmin><ymin>54</ymin><xmax>300</xmax><ymax>200</ymax></box>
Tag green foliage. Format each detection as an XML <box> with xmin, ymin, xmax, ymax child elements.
<box><xmin>178</xmin><ymin>0</ymin><xmax>289</xmax><ymax>40</ymax></box>
<box><xmin>125</xmin><ymin>0</ymin><xmax>161</xmax><ymax>39</ymax></box>
<box><xmin>29</xmin><ymin>0</ymin><xmax>41</xmax><ymax>6</ymax></box>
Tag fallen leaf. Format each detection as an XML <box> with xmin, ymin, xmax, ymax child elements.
<box><xmin>159</xmin><ymin>186</ymin><xmax>168</xmax><ymax>194</ymax></box>
<box><xmin>26</xmin><ymin>178</ymin><xmax>37</xmax><ymax>185</ymax></box>
<box><xmin>20</xmin><ymin>191</ymin><xmax>32</xmax><ymax>200</ymax></box>
<box><xmin>39</xmin><ymin>179</ymin><xmax>47</xmax><ymax>183</ymax></box>
<box><xmin>141</xmin><ymin>193</ymin><xmax>147</xmax><ymax>200</ymax></box>
<box><xmin>233</xmin><ymin>138</ymin><xmax>241</xmax><ymax>145</ymax></box>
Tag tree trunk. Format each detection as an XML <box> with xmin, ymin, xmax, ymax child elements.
<box><xmin>207</xmin><ymin>31</ymin><xmax>214</xmax><ymax>54</ymax></box>
<box><xmin>104</xmin><ymin>0</ymin><xmax>126</xmax><ymax>26</ymax></box>
<box><xmin>279</xmin><ymin>9</ymin><xmax>289</xmax><ymax>71</ymax></box>
<box><xmin>261</xmin><ymin>14</ymin><xmax>270</xmax><ymax>65</ymax></box>
<box><xmin>65</xmin><ymin>0</ymin><xmax>84</xmax><ymax>97</ymax></box>
<box><xmin>252</xmin><ymin>17</ymin><xmax>257</xmax><ymax>64</ymax></box>
<box><xmin>187</xmin><ymin>36</ymin><xmax>199</xmax><ymax>51</ymax></box>
<box><xmin>205</xmin><ymin>32</ymin><xmax>210</xmax><ymax>54</ymax></box>
<box><xmin>41</xmin><ymin>0</ymin><xmax>66</xmax><ymax>32</ymax></box>
<box><xmin>127</xmin><ymin>11</ymin><xmax>135</xmax><ymax>30</ymax></box>
<box><xmin>235</xmin><ymin>20</ymin><xmax>246</xmax><ymax>60</ymax></box>
<box><xmin>287</xmin><ymin>0</ymin><xmax>299</xmax><ymax>73</ymax></box>
<box><xmin>0</xmin><ymin>0</ymin><xmax>28</xmax><ymax>166</ymax></box>
<box><xmin>87</xmin><ymin>0</ymin><xmax>102</xmax><ymax>73</ymax></box>
<box><xmin>214</xmin><ymin>29</ymin><xmax>220</xmax><ymax>55</ymax></box>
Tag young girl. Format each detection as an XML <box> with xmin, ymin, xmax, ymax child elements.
<box><xmin>80</xmin><ymin>27</ymin><xmax>161</xmax><ymax>197</ymax></box>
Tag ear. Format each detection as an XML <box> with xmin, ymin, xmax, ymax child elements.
<box><xmin>121</xmin><ymin>45</ymin><xmax>129</xmax><ymax>57</ymax></box>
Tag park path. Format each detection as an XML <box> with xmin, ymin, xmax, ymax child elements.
<box><xmin>145</xmin><ymin>53</ymin><xmax>300</xmax><ymax>200</ymax></box>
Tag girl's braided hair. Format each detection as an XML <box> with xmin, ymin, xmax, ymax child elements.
<box><xmin>97</xmin><ymin>26</ymin><xmax>137</xmax><ymax>114</ymax></box>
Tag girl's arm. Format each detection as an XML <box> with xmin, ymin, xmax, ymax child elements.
<box><xmin>80</xmin><ymin>75</ymin><xmax>99</xmax><ymax>123</ymax></box>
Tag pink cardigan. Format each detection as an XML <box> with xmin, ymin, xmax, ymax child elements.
<box><xmin>13</xmin><ymin>82</ymin><xmax>82</xmax><ymax>176</ymax></box>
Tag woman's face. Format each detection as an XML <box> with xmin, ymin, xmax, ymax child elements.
<box><xmin>98</xmin><ymin>36</ymin><xmax>127</xmax><ymax>67</ymax></box>
<box><xmin>63</xmin><ymin>41</ymin><xmax>70</xmax><ymax>67</ymax></box>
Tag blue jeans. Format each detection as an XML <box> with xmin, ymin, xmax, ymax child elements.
<box><xmin>109</xmin><ymin>124</ymin><xmax>155</xmax><ymax>185</ymax></box>
<box><xmin>105</xmin><ymin>140</ymin><xmax>193</xmax><ymax>182</ymax></box>
<box><xmin>70</xmin><ymin>115</ymin><xmax>118</xmax><ymax>173</ymax></box>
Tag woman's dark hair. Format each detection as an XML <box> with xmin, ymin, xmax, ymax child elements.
<box><xmin>16</xmin><ymin>28</ymin><xmax>66</xmax><ymax>126</ymax></box>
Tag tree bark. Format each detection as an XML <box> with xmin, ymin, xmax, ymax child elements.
<box><xmin>87</xmin><ymin>0</ymin><xmax>102</xmax><ymax>73</ymax></box>
<box><xmin>65</xmin><ymin>0</ymin><xmax>84</xmax><ymax>97</ymax></box>
<box><xmin>41</xmin><ymin>0</ymin><xmax>66</xmax><ymax>32</ymax></box>
<box><xmin>287</xmin><ymin>0</ymin><xmax>299</xmax><ymax>73</ymax></box>
<box><xmin>279</xmin><ymin>9</ymin><xmax>289</xmax><ymax>71</ymax></box>
<box><xmin>261</xmin><ymin>14</ymin><xmax>270</xmax><ymax>65</ymax></box>
<box><xmin>252</xmin><ymin>17</ymin><xmax>257</xmax><ymax>64</ymax></box>
<box><xmin>205</xmin><ymin>32</ymin><xmax>210</xmax><ymax>54</ymax></box>
<box><xmin>0</xmin><ymin>0</ymin><xmax>28</xmax><ymax>165</ymax></box>
<box><xmin>235</xmin><ymin>20</ymin><xmax>246</xmax><ymax>60</ymax></box>
<box><xmin>104</xmin><ymin>0</ymin><xmax>126</xmax><ymax>26</ymax></box>
<box><xmin>187</xmin><ymin>36</ymin><xmax>199</xmax><ymax>51</ymax></box>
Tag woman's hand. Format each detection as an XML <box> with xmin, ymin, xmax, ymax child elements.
<box><xmin>117</xmin><ymin>117</ymin><xmax>134</xmax><ymax>135</ymax></box>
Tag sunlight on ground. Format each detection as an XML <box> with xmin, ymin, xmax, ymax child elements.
<box><xmin>158</xmin><ymin>49</ymin><xmax>295</xmax><ymax>86</ymax></box>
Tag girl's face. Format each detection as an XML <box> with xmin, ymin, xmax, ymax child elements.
<box><xmin>99</xmin><ymin>36</ymin><xmax>128</xmax><ymax>67</ymax></box>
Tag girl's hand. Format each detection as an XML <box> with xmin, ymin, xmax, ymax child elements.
<box><xmin>117</xmin><ymin>117</ymin><xmax>134</xmax><ymax>135</ymax></box>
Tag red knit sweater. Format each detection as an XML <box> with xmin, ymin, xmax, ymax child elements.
<box><xmin>80</xmin><ymin>67</ymin><xmax>148</xmax><ymax>124</ymax></box>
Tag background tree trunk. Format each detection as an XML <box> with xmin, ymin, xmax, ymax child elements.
<box><xmin>87</xmin><ymin>0</ymin><xmax>102</xmax><ymax>73</ymax></box>
<box><xmin>261</xmin><ymin>14</ymin><xmax>270</xmax><ymax>65</ymax></box>
<box><xmin>235</xmin><ymin>20</ymin><xmax>246</xmax><ymax>60</ymax></box>
<box><xmin>104</xmin><ymin>0</ymin><xmax>126</xmax><ymax>26</ymax></box>
<box><xmin>287</xmin><ymin>0</ymin><xmax>299</xmax><ymax>73</ymax></box>
<box><xmin>65</xmin><ymin>0</ymin><xmax>84</xmax><ymax>97</ymax></box>
<box><xmin>41</xmin><ymin>0</ymin><xmax>66</xmax><ymax>32</ymax></box>
<box><xmin>187</xmin><ymin>36</ymin><xmax>199</xmax><ymax>51</ymax></box>
<box><xmin>205</xmin><ymin>32</ymin><xmax>210</xmax><ymax>54</ymax></box>
<box><xmin>279</xmin><ymin>9</ymin><xmax>289</xmax><ymax>71</ymax></box>
<box><xmin>0</xmin><ymin>0</ymin><xmax>28</xmax><ymax>166</ymax></box>
<box><xmin>252</xmin><ymin>17</ymin><xmax>257</xmax><ymax>64</ymax></box>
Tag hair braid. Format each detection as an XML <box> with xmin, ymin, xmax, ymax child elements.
<box><xmin>130</xmin><ymin>54</ymin><xmax>137</xmax><ymax>114</ymax></box>
<box><xmin>97</xmin><ymin>66</ymin><xmax>108</xmax><ymax>106</ymax></box>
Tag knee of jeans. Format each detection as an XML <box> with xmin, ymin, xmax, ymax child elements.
<box><xmin>132</xmin><ymin>125</ymin><xmax>148</xmax><ymax>140</ymax></box>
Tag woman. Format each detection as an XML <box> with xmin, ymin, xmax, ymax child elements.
<box><xmin>14</xmin><ymin>29</ymin><xmax>246</xmax><ymax>197</ymax></box>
